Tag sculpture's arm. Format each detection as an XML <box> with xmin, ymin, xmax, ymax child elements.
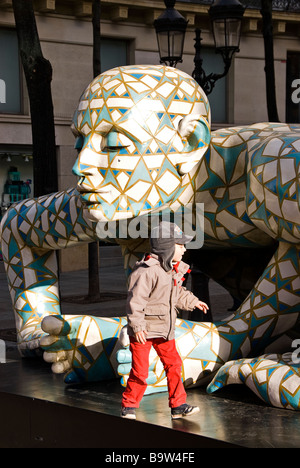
<box><xmin>0</xmin><ymin>189</ymin><xmax>97</xmax><ymax>356</ymax></box>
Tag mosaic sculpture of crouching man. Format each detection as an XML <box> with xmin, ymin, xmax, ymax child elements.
<box><xmin>1</xmin><ymin>65</ymin><xmax>300</xmax><ymax>410</ymax></box>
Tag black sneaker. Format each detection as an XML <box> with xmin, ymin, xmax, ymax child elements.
<box><xmin>121</xmin><ymin>407</ymin><xmax>136</xmax><ymax>420</ymax></box>
<box><xmin>171</xmin><ymin>403</ymin><xmax>200</xmax><ymax>420</ymax></box>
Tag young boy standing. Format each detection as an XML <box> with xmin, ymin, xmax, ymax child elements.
<box><xmin>121</xmin><ymin>221</ymin><xmax>209</xmax><ymax>420</ymax></box>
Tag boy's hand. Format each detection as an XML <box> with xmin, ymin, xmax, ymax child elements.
<box><xmin>194</xmin><ymin>301</ymin><xmax>209</xmax><ymax>314</ymax></box>
<box><xmin>134</xmin><ymin>330</ymin><xmax>148</xmax><ymax>344</ymax></box>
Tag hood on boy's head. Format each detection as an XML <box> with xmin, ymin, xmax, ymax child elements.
<box><xmin>150</xmin><ymin>221</ymin><xmax>193</xmax><ymax>272</ymax></box>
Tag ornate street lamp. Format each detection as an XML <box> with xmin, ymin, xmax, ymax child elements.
<box><xmin>154</xmin><ymin>0</ymin><xmax>188</xmax><ymax>67</ymax></box>
<box><xmin>193</xmin><ymin>0</ymin><xmax>245</xmax><ymax>95</ymax></box>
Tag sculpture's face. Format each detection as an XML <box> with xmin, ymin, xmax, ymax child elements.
<box><xmin>72</xmin><ymin>65</ymin><xmax>210</xmax><ymax>222</ymax></box>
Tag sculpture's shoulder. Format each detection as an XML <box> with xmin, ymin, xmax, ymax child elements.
<box><xmin>0</xmin><ymin>187</ymin><xmax>87</xmax><ymax>243</ymax></box>
<box><xmin>243</xmin><ymin>123</ymin><xmax>300</xmax><ymax>169</ymax></box>
<box><xmin>1</xmin><ymin>188</ymin><xmax>78</xmax><ymax>225</ymax></box>
<box><xmin>211</xmin><ymin>122</ymin><xmax>300</xmax><ymax>149</ymax></box>
<box><xmin>209</xmin><ymin>122</ymin><xmax>300</xmax><ymax>173</ymax></box>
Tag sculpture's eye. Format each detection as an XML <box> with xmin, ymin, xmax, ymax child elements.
<box><xmin>104</xmin><ymin>132</ymin><xmax>132</xmax><ymax>152</ymax></box>
<box><xmin>105</xmin><ymin>146</ymin><xmax>122</xmax><ymax>152</ymax></box>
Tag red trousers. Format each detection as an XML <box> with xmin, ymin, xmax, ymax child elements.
<box><xmin>122</xmin><ymin>337</ymin><xmax>186</xmax><ymax>409</ymax></box>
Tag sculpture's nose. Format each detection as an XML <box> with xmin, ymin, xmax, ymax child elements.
<box><xmin>72</xmin><ymin>150</ymin><xmax>95</xmax><ymax>178</ymax></box>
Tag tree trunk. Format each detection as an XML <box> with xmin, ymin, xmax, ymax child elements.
<box><xmin>93</xmin><ymin>0</ymin><xmax>101</xmax><ymax>78</ymax></box>
<box><xmin>12</xmin><ymin>0</ymin><xmax>58</xmax><ymax>197</ymax></box>
<box><xmin>260</xmin><ymin>0</ymin><xmax>280</xmax><ymax>122</ymax></box>
<box><xmin>88</xmin><ymin>0</ymin><xmax>102</xmax><ymax>301</ymax></box>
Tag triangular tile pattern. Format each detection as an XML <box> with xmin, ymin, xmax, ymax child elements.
<box><xmin>55</xmin><ymin>315</ymin><xmax>128</xmax><ymax>381</ymax></box>
<box><xmin>1</xmin><ymin>71</ymin><xmax>300</xmax><ymax>407</ymax></box>
<box><xmin>198</xmin><ymin>123</ymin><xmax>300</xmax><ymax>248</ymax></box>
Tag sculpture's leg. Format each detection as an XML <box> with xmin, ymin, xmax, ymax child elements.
<box><xmin>230</xmin><ymin>242</ymin><xmax>300</xmax><ymax>356</ymax></box>
<box><xmin>205</xmin><ymin>242</ymin><xmax>300</xmax><ymax>409</ymax></box>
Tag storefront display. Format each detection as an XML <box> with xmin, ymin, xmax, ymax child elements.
<box><xmin>1</xmin><ymin>161</ymin><xmax>32</xmax><ymax>220</ymax></box>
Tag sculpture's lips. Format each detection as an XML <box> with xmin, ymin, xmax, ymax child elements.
<box><xmin>77</xmin><ymin>187</ymin><xmax>111</xmax><ymax>195</ymax></box>
<box><xmin>77</xmin><ymin>189</ymin><xmax>111</xmax><ymax>206</ymax></box>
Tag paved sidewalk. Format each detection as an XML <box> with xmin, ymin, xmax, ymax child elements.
<box><xmin>0</xmin><ymin>246</ymin><xmax>234</xmax><ymax>334</ymax></box>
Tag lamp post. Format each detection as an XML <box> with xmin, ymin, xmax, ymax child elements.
<box><xmin>193</xmin><ymin>0</ymin><xmax>245</xmax><ymax>95</ymax></box>
<box><xmin>154</xmin><ymin>0</ymin><xmax>188</xmax><ymax>67</ymax></box>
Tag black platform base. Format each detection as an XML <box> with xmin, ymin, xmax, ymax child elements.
<box><xmin>1</xmin><ymin>349</ymin><xmax>300</xmax><ymax>448</ymax></box>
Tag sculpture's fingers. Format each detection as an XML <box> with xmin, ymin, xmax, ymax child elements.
<box><xmin>117</xmin><ymin>362</ymin><xmax>131</xmax><ymax>376</ymax></box>
<box><xmin>18</xmin><ymin>341</ymin><xmax>43</xmax><ymax>357</ymax></box>
<box><xmin>41</xmin><ymin>315</ymin><xmax>71</xmax><ymax>336</ymax></box>
<box><xmin>40</xmin><ymin>334</ymin><xmax>73</xmax><ymax>352</ymax></box>
<box><xmin>51</xmin><ymin>360</ymin><xmax>71</xmax><ymax>374</ymax></box>
<box><xmin>27</xmin><ymin>338</ymin><xmax>42</xmax><ymax>350</ymax></box>
<box><xmin>116</xmin><ymin>348</ymin><xmax>132</xmax><ymax>364</ymax></box>
<box><xmin>43</xmin><ymin>350</ymin><xmax>68</xmax><ymax>363</ymax></box>
<box><xmin>40</xmin><ymin>334</ymin><xmax>58</xmax><ymax>348</ymax></box>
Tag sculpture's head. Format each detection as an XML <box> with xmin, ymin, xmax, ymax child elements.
<box><xmin>72</xmin><ymin>65</ymin><xmax>210</xmax><ymax>222</ymax></box>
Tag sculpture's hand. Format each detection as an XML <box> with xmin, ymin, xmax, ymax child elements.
<box><xmin>18</xmin><ymin>318</ymin><xmax>47</xmax><ymax>358</ymax></box>
<box><xmin>40</xmin><ymin>315</ymin><xmax>127</xmax><ymax>384</ymax></box>
<box><xmin>117</xmin><ymin>338</ymin><xmax>169</xmax><ymax>394</ymax></box>
<box><xmin>207</xmin><ymin>353</ymin><xmax>300</xmax><ymax>410</ymax></box>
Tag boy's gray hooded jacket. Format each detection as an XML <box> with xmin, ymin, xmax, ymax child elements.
<box><xmin>126</xmin><ymin>254</ymin><xmax>199</xmax><ymax>341</ymax></box>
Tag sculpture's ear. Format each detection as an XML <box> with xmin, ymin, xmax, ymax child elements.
<box><xmin>176</xmin><ymin>114</ymin><xmax>210</xmax><ymax>175</ymax></box>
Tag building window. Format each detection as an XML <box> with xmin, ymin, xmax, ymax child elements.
<box><xmin>286</xmin><ymin>51</ymin><xmax>300</xmax><ymax>123</ymax></box>
<box><xmin>100</xmin><ymin>38</ymin><xmax>129</xmax><ymax>72</ymax></box>
<box><xmin>0</xmin><ymin>29</ymin><xmax>22</xmax><ymax>114</ymax></box>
